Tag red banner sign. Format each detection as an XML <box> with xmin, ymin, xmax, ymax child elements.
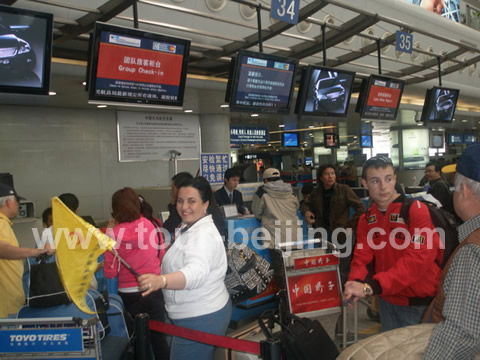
<box><xmin>293</xmin><ymin>254</ymin><xmax>339</xmax><ymax>270</ymax></box>
<box><xmin>288</xmin><ymin>270</ymin><xmax>341</xmax><ymax>314</ymax></box>
<box><xmin>96</xmin><ymin>43</ymin><xmax>183</xmax><ymax>85</ymax></box>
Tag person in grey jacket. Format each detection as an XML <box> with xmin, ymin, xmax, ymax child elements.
<box><xmin>252</xmin><ymin>168</ymin><xmax>301</xmax><ymax>249</ymax></box>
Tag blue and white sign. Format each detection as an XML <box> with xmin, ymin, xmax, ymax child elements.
<box><xmin>396</xmin><ymin>31</ymin><xmax>413</xmax><ymax>54</ymax></box>
<box><xmin>271</xmin><ymin>0</ymin><xmax>300</xmax><ymax>25</ymax></box>
<box><xmin>0</xmin><ymin>328</ymin><xmax>84</xmax><ymax>353</ymax></box>
<box><xmin>200</xmin><ymin>153</ymin><xmax>230</xmax><ymax>185</ymax></box>
<box><xmin>230</xmin><ymin>126</ymin><xmax>269</xmax><ymax>145</ymax></box>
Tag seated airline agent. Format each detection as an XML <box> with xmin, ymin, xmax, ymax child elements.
<box><xmin>214</xmin><ymin>168</ymin><xmax>249</xmax><ymax>215</ymax></box>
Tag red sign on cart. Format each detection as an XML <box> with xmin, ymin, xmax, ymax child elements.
<box><xmin>293</xmin><ymin>254</ymin><xmax>339</xmax><ymax>270</ymax></box>
<box><xmin>288</xmin><ymin>270</ymin><xmax>340</xmax><ymax>314</ymax></box>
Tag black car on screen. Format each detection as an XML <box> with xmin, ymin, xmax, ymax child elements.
<box><xmin>0</xmin><ymin>23</ymin><xmax>36</xmax><ymax>76</ymax></box>
<box><xmin>313</xmin><ymin>71</ymin><xmax>346</xmax><ymax>111</ymax></box>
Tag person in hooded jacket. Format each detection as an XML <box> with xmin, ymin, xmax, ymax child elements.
<box><xmin>252</xmin><ymin>168</ymin><xmax>301</xmax><ymax>249</ymax></box>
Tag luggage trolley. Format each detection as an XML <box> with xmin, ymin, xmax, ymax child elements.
<box><xmin>0</xmin><ymin>317</ymin><xmax>101</xmax><ymax>359</ymax></box>
<box><xmin>271</xmin><ymin>243</ymin><xmax>358</xmax><ymax>349</ymax></box>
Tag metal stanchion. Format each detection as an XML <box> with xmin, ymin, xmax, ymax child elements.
<box><xmin>260</xmin><ymin>338</ymin><xmax>282</xmax><ymax>360</ymax></box>
<box><xmin>135</xmin><ymin>313</ymin><xmax>153</xmax><ymax>360</ymax></box>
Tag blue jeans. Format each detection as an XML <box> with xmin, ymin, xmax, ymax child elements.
<box><xmin>378</xmin><ymin>297</ymin><xmax>427</xmax><ymax>332</ymax></box>
<box><xmin>170</xmin><ymin>299</ymin><xmax>232</xmax><ymax>360</ymax></box>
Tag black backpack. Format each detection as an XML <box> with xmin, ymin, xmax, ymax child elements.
<box><xmin>400</xmin><ymin>198</ymin><xmax>461</xmax><ymax>268</ymax></box>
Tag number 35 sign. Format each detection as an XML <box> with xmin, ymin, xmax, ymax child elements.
<box><xmin>396</xmin><ymin>30</ymin><xmax>413</xmax><ymax>54</ymax></box>
<box><xmin>271</xmin><ymin>0</ymin><xmax>299</xmax><ymax>25</ymax></box>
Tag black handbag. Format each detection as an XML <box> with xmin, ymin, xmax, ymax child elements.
<box><xmin>224</xmin><ymin>245</ymin><xmax>274</xmax><ymax>304</ymax></box>
<box><xmin>27</xmin><ymin>255</ymin><xmax>71</xmax><ymax>308</ymax></box>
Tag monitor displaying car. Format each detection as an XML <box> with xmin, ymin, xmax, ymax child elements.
<box><xmin>295</xmin><ymin>66</ymin><xmax>355</xmax><ymax>117</ymax></box>
<box><xmin>421</xmin><ymin>87</ymin><xmax>460</xmax><ymax>124</ymax></box>
<box><xmin>0</xmin><ymin>5</ymin><xmax>53</xmax><ymax>95</ymax></box>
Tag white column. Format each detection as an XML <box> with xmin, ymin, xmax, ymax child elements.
<box><xmin>199</xmin><ymin>114</ymin><xmax>231</xmax><ymax>153</ymax></box>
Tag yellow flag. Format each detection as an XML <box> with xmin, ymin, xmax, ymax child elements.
<box><xmin>52</xmin><ymin>197</ymin><xmax>116</xmax><ymax>314</ymax></box>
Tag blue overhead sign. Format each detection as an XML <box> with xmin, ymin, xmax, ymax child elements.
<box><xmin>396</xmin><ymin>31</ymin><xmax>413</xmax><ymax>54</ymax></box>
<box><xmin>230</xmin><ymin>126</ymin><xmax>269</xmax><ymax>144</ymax></box>
<box><xmin>271</xmin><ymin>0</ymin><xmax>300</xmax><ymax>25</ymax></box>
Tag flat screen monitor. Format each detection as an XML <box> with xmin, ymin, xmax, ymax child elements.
<box><xmin>88</xmin><ymin>22</ymin><xmax>190</xmax><ymax>108</ymax></box>
<box><xmin>464</xmin><ymin>134</ymin><xmax>477</xmax><ymax>144</ymax></box>
<box><xmin>304</xmin><ymin>157</ymin><xmax>313</xmax><ymax>166</ymax></box>
<box><xmin>229</xmin><ymin>49</ymin><xmax>298</xmax><ymax>113</ymax></box>
<box><xmin>447</xmin><ymin>133</ymin><xmax>464</xmax><ymax>145</ymax></box>
<box><xmin>358</xmin><ymin>75</ymin><xmax>405</xmax><ymax>120</ymax></box>
<box><xmin>282</xmin><ymin>132</ymin><xmax>299</xmax><ymax>147</ymax></box>
<box><xmin>430</xmin><ymin>132</ymin><xmax>444</xmax><ymax>148</ymax></box>
<box><xmin>324</xmin><ymin>132</ymin><xmax>339</xmax><ymax>148</ymax></box>
<box><xmin>0</xmin><ymin>5</ymin><xmax>53</xmax><ymax>95</ymax></box>
<box><xmin>360</xmin><ymin>134</ymin><xmax>373</xmax><ymax>148</ymax></box>
<box><xmin>295</xmin><ymin>66</ymin><xmax>355</xmax><ymax>117</ymax></box>
<box><xmin>421</xmin><ymin>87</ymin><xmax>460</xmax><ymax>124</ymax></box>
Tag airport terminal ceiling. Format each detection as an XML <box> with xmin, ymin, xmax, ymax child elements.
<box><xmin>2</xmin><ymin>0</ymin><xmax>480</xmax><ymax>140</ymax></box>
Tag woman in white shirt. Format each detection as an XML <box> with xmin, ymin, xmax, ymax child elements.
<box><xmin>139</xmin><ymin>176</ymin><xmax>231</xmax><ymax>360</ymax></box>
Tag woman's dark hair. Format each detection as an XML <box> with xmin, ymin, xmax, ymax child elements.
<box><xmin>42</xmin><ymin>207</ymin><xmax>52</xmax><ymax>225</ymax></box>
<box><xmin>178</xmin><ymin>176</ymin><xmax>227</xmax><ymax>239</ymax></box>
<box><xmin>139</xmin><ymin>194</ymin><xmax>162</xmax><ymax>228</ymax></box>
<box><xmin>112</xmin><ymin>187</ymin><xmax>141</xmax><ymax>223</ymax></box>
<box><xmin>172</xmin><ymin>172</ymin><xmax>193</xmax><ymax>188</ymax></box>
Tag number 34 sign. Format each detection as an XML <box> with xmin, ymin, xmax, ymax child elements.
<box><xmin>271</xmin><ymin>0</ymin><xmax>299</xmax><ymax>25</ymax></box>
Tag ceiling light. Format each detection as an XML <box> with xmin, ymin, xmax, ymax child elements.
<box><xmin>365</xmin><ymin>120</ymin><xmax>371</xmax><ymax>123</ymax></box>
<box><xmin>279</xmin><ymin>124</ymin><xmax>285</xmax><ymax>128</ymax></box>
<box><xmin>48</xmin><ymin>91</ymin><xmax>56</xmax><ymax>96</ymax></box>
<box><xmin>97</xmin><ymin>105</ymin><xmax>107</xmax><ymax>108</ymax></box>
<box><xmin>184</xmin><ymin>109</ymin><xmax>193</xmax><ymax>113</ymax></box>
<box><xmin>309</xmin><ymin>125</ymin><xmax>315</xmax><ymax>128</ymax></box>
<box><xmin>417</xmin><ymin>123</ymin><xmax>423</xmax><ymax>126</ymax></box>
<box><xmin>220</xmin><ymin>104</ymin><xmax>229</xmax><ymax>108</ymax></box>
<box><xmin>461</xmin><ymin>119</ymin><xmax>468</xmax><ymax>123</ymax></box>
<box><xmin>309</xmin><ymin>133</ymin><xmax>313</xmax><ymax>136</ymax></box>
<box><xmin>251</xmin><ymin>114</ymin><xmax>259</xmax><ymax>117</ymax></box>
<box><xmin>82</xmin><ymin>81</ymin><xmax>86</xmax><ymax>86</ymax></box>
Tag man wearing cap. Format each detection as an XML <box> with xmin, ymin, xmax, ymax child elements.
<box><xmin>424</xmin><ymin>144</ymin><xmax>480</xmax><ymax>359</ymax></box>
<box><xmin>0</xmin><ymin>184</ymin><xmax>53</xmax><ymax>317</ymax></box>
<box><xmin>252</xmin><ymin>168</ymin><xmax>301</xmax><ymax>248</ymax></box>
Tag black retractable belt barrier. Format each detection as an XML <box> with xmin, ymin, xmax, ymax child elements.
<box><xmin>135</xmin><ymin>313</ymin><xmax>153</xmax><ymax>360</ymax></box>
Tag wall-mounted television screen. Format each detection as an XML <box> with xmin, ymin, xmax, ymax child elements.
<box><xmin>430</xmin><ymin>132</ymin><xmax>444</xmax><ymax>148</ymax></box>
<box><xmin>0</xmin><ymin>5</ymin><xmax>53</xmax><ymax>95</ymax></box>
<box><xmin>421</xmin><ymin>87</ymin><xmax>460</xmax><ymax>124</ymax></box>
<box><xmin>88</xmin><ymin>22</ymin><xmax>190</xmax><ymax>108</ymax></box>
<box><xmin>360</xmin><ymin>134</ymin><xmax>373</xmax><ymax>148</ymax></box>
<box><xmin>324</xmin><ymin>132</ymin><xmax>340</xmax><ymax>148</ymax></box>
<box><xmin>282</xmin><ymin>132</ymin><xmax>299</xmax><ymax>147</ymax></box>
<box><xmin>357</xmin><ymin>75</ymin><xmax>404</xmax><ymax>120</ymax></box>
<box><xmin>304</xmin><ymin>157</ymin><xmax>313</xmax><ymax>166</ymax></box>
<box><xmin>447</xmin><ymin>133</ymin><xmax>464</xmax><ymax>145</ymax></box>
<box><xmin>229</xmin><ymin>49</ymin><xmax>298</xmax><ymax>113</ymax></box>
<box><xmin>464</xmin><ymin>134</ymin><xmax>477</xmax><ymax>144</ymax></box>
<box><xmin>295</xmin><ymin>66</ymin><xmax>355</xmax><ymax>117</ymax></box>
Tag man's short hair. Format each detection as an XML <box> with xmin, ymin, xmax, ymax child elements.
<box><xmin>58</xmin><ymin>193</ymin><xmax>79</xmax><ymax>212</ymax></box>
<box><xmin>318</xmin><ymin>164</ymin><xmax>336</xmax><ymax>178</ymax></box>
<box><xmin>172</xmin><ymin>172</ymin><xmax>193</xmax><ymax>188</ymax></box>
<box><xmin>224</xmin><ymin>168</ymin><xmax>241</xmax><ymax>181</ymax></box>
<box><xmin>362</xmin><ymin>156</ymin><xmax>394</xmax><ymax>179</ymax></box>
<box><xmin>426</xmin><ymin>162</ymin><xmax>441</xmax><ymax>173</ymax></box>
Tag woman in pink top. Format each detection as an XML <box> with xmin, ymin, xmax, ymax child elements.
<box><xmin>104</xmin><ymin>187</ymin><xmax>169</xmax><ymax>359</ymax></box>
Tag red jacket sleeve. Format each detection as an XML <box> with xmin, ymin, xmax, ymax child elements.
<box><xmin>348</xmin><ymin>213</ymin><xmax>374</xmax><ymax>282</ymax></box>
<box><xmin>374</xmin><ymin>201</ymin><xmax>441</xmax><ymax>295</ymax></box>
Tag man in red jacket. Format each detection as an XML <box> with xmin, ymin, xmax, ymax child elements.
<box><xmin>344</xmin><ymin>156</ymin><xmax>443</xmax><ymax>331</ymax></box>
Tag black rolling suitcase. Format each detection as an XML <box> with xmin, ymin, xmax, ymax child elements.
<box><xmin>258</xmin><ymin>310</ymin><xmax>339</xmax><ymax>360</ymax></box>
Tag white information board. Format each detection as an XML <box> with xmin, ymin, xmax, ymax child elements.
<box><xmin>116</xmin><ymin>111</ymin><xmax>200</xmax><ymax>161</ymax></box>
